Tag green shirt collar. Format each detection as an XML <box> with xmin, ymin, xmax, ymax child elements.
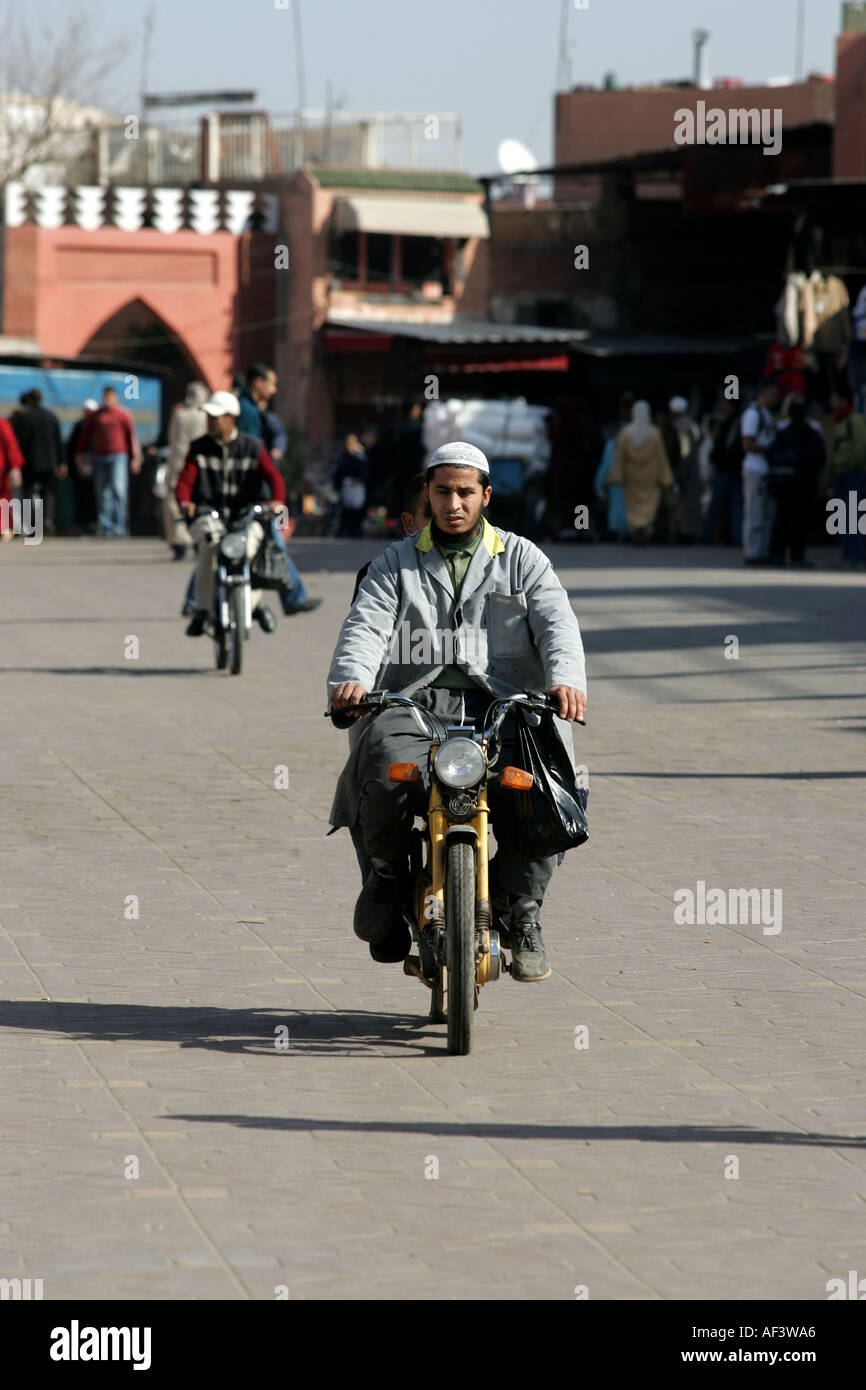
<box><xmin>415</xmin><ymin>515</ymin><xmax>505</xmax><ymax>557</ymax></box>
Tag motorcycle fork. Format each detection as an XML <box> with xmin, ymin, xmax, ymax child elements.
<box><xmin>217</xmin><ymin>562</ymin><xmax>229</xmax><ymax>630</ymax></box>
<box><xmin>425</xmin><ymin>774</ymin><xmax>495</xmax><ymax>987</ymax></box>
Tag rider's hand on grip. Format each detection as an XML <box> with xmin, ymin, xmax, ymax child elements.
<box><xmin>327</xmin><ymin>681</ymin><xmax>369</xmax><ymax>727</ymax></box>
<box><xmin>547</xmin><ymin>685</ymin><xmax>587</xmax><ymax>724</ymax></box>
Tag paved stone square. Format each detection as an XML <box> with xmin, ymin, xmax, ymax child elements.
<box><xmin>0</xmin><ymin>535</ymin><xmax>863</xmax><ymax>1300</ymax></box>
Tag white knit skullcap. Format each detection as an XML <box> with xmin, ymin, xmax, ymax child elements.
<box><xmin>427</xmin><ymin>440</ymin><xmax>490</xmax><ymax>475</ymax></box>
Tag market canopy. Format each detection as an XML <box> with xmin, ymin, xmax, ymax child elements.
<box><xmin>332</xmin><ymin>195</ymin><xmax>489</xmax><ymax>239</ymax></box>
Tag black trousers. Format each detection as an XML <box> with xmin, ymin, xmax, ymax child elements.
<box><xmin>356</xmin><ymin>686</ymin><xmax>556</xmax><ymax>902</ymax></box>
<box><xmin>769</xmin><ymin>483</ymin><xmax>815</xmax><ymax>563</ymax></box>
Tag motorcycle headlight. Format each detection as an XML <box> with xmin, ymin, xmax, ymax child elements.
<box><xmin>219</xmin><ymin>533</ymin><xmax>246</xmax><ymax>560</ymax></box>
<box><xmin>434</xmin><ymin>737</ymin><xmax>486</xmax><ymax>790</ymax></box>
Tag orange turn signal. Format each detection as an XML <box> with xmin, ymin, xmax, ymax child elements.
<box><xmin>388</xmin><ymin>762</ymin><xmax>420</xmax><ymax>783</ymax></box>
<box><xmin>501</xmin><ymin>766</ymin><xmax>534</xmax><ymax>790</ymax></box>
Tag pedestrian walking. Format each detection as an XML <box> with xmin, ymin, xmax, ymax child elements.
<box><xmin>12</xmin><ymin>388</ymin><xmax>64</xmax><ymax>534</ymax></box>
<box><xmin>66</xmin><ymin>399</ymin><xmax>99</xmax><ymax>534</ymax></box>
<box><xmin>0</xmin><ymin>412</ymin><xmax>25</xmax><ymax>539</ymax></box>
<box><xmin>826</xmin><ymin>384</ymin><xmax>866</xmax><ymax>568</ymax></box>
<box><xmin>76</xmin><ymin>386</ymin><xmax>141</xmax><ymax>537</ymax></box>
<box><xmin>332</xmin><ymin>433</ymin><xmax>370</xmax><ymax>538</ymax></box>
<box><xmin>702</xmin><ymin>398</ymin><xmax>744</xmax><ymax>545</ymax></box>
<box><xmin>766</xmin><ymin>397</ymin><xmax>826</xmax><ymax>567</ymax></box>
<box><xmin>741</xmin><ymin>380</ymin><xmax>781</xmax><ymax>565</ymax></box>
<box><xmin>230</xmin><ymin>363</ymin><xmax>321</xmax><ymax>614</ymax></box>
<box><xmin>236</xmin><ymin>363</ymin><xmax>277</xmax><ymax>437</ymax></box>
<box><xmin>668</xmin><ymin>395</ymin><xmax>702</xmax><ymax>544</ymax></box>
<box><xmin>607</xmin><ymin>401</ymin><xmax>675</xmax><ymax>543</ymax></box>
<box><xmin>165</xmin><ymin>382</ymin><xmax>208</xmax><ymax>558</ymax></box>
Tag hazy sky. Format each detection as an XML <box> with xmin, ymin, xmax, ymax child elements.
<box><xmin>36</xmin><ymin>0</ymin><xmax>842</xmax><ymax>175</ymax></box>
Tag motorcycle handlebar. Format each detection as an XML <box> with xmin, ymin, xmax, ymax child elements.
<box><xmin>325</xmin><ymin>689</ymin><xmax>585</xmax><ymax>729</ymax></box>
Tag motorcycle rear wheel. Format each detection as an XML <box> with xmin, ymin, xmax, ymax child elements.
<box><xmin>445</xmin><ymin>840</ymin><xmax>476</xmax><ymax>1055</ymax></box>
<box><xmin>228</xmin><ymin>587</ymin><xmax>244</xmax><ymax>675</ymax></box>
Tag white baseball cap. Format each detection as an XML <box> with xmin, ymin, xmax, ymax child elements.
<box><xmin>427</xmin><ymin>440</ymin><xmax>490</xmax><ymax>475</ymax></box>
<box><xmin>669</xmin><ymin>395</ymin><xmax>689</xmax><ymax>414</ymax></box>
<box><xmin>203</xmin><ymin>390</ymin><xmax>241</xmax><ymax>417</ymax></box>
<box><xmin>82</xmin><ymin>398</ymin><xmax>99</xmax><ymax>411</ymax></box>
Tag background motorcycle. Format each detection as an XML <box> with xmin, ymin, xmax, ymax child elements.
<box><xmin>195</xmin><ymin>503</ymin><xmax>269</xmax><ymax>675</ymax></box>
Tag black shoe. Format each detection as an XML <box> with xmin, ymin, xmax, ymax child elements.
<box><xmin>254</xmin><ymin>604</ymin><xmax>277</xmax><ymax>633</ymax></box>
<box><xmin>509</xmin><ymin>900</ymin><xmax>551</xmax><ymax>982</ymax></box>
<box><xmin>369</xmin><ymin>920</ymin><xmax>412</xmax><ymax>963</ymax></box>
<box><xmin>171</xmin><ymin>544</ymin><xmax>188</xmax><ymax>561</ymax></box>
<box><xmin>353</xmin><ymin>866</ymin><xmax>402</xmax><ymax>945</ymax></box>
<box><xmin>185</xmin><ymin>610</ymin><xmax>207</xmax><ymax>637</ymax></box>
<box><xmin>283</xmin><ymin>597</ymin><xmax>322</xmax><ymax>614</ymax></box>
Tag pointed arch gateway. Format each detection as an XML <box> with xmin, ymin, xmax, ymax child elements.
<box><xmin>76</xmin><ymin>298</ymin><xmax>211</xmax><ymax>410</ymax></box>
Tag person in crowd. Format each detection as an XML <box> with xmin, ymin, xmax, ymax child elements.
<box><xmin>740</xmin><ymin>379</ymin><xmax>781</xmax><ymax>566</ymax></box>
<box><xmin>12</xmin><ymin>388</ymin><xmax>64</xmax><ymax>534</ymax></box>
<box><xmin>0</xmin><ymin>409</ymin><xmax>25</xmax><ymax>540</ymax></box>
<box><xmin>165</xmin><ymin>383</ymin><xmax>208</xmax><ymax>560</ymax></box>
<box><xmin>261</xmin><ymin>403</ymin><xmax>287</xmax><ymax>467</ymax></box>
<box><xmin>766</xmin><ymin>396</ymin><xmax>826</xmax><ymax>568</ymax></box>
<box><xmin>702</xmin><ymin>397</ymin><xmax>743</xmax><ymax>545</ymax></box>
<box><xmin>75</xmin><ymin>385</ymin><xmax>141</xmax><ymax>538</ymax></box>
<box><xmin>232</xmin><ymin>363</ymin><xmax>321</xmax><ymax>614</ymax></box>
<box><xmin>351</xmin><ymin>471</ymin><xmax>430</xmax><ymax>604</ymax></box>
<box><xmin>391</xmin><ymin>400</ymin><xmax>425</xmax><ymax>488</ymax></box>
<box><xmin>654</xmin><ymin>404</ymin><xmax>680</xmax><ymax>542</ymax></box>
<box><xmin>332</xmin><ymin>432</ymin><xmax>370</xmax><ymax>538</ymax></box>
<box><xmin>547</xmin><ymin>397</ymin><xmax>603</xmax><ymax>541</ymax></box>
<box><xmin>607</xmin><ymin>401</ymin><xmax>675</xmax><ymax>543</ymax></box>
<box><xmin>66</xmin><ymin>399</ymin><xmax>99</xmax><ymax>535</ymax></box>
<box><xmin>593</xmin><ymin>396</ymin><xmax>632</xmax><ymax>541</ymax></box>
<box><xmin>826</xmin><ymin>383</ymin><xmax>866</xmax><ymax>569</ymax></box>
<box><xmin>236</xmin><ymin>363</ymin><xmax>277</xmax><ymax>437</ymax></box>
<box><xmin>667</xmin><ymin>395</ymin><xmax>702</xmax><ymax>544</ymax></box>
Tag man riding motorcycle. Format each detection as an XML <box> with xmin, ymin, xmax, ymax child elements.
<box><xmin>328</xmin><ymin>440</ymin><xmax>587</xmax><ymax>982</ymax></box>
<box><xmin>175</xmin><ymin>391</ymin><xmax>286</xmax><ymax>637</ymax></box>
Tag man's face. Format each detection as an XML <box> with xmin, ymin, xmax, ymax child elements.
<box><xmin>103</xmin><ymin>390</ymin><xmax>117</xmax><ymax>409</ymax></box>
<box><xmin>207</xmin><ymin>412</ymin><xmax>236</xmax><ymax>442</ymax></box>
<box><xmin>425</xmin><ymin>466</ymin><xmax>491</xmax><ymax>537</ymax></box>
<box><xmin>761</xmin><ymin>386</ymin><xmax>780</xmax><ymax>411</ymax></box>
<box><xmin>253</xmin><ymin>373</ymin><xmax>277</xmax><ymax>406</ymax></box>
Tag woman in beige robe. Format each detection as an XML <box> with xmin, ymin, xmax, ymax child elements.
<box><xmin>608</xmin><ymin>401</ymin><xmax>675</xmax><ymax>540</ymax></box>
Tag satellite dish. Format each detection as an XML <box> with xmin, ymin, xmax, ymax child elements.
<box><xmin>497</xmin><ymin>138</ymin><xmax>538</xmax><ymax>176</ymax></box>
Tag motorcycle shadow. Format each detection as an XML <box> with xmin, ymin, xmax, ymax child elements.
<box><xmin>0</xmin><ymin>999</ymin><xmax>444</xmax><ymax>1057</ymax></box>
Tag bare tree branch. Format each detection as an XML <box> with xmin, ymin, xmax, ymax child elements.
<box><xmin>0</xmin><ymin>1</ymin><xmax>133</xmax><ymax>186</ymax></box>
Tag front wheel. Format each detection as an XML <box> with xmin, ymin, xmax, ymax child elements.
<box><xmin>214</xmin><ymin>618</ymin><xmax>228</xmax><ymax>670</ymax></box>
<box><xmin>445</xmin><ymin>840</ymin><xmax>476</xmax><ymax>1055</ymax></box>
<box><xmin>228</xmin><ymin>585</ymin><xmax>244</xmax><ymax>675</ymax></box>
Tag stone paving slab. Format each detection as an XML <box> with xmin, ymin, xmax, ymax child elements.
<box><xmin>0</xmin><ymin>536</ymin><xmax>863</xmax><ymax>1300</ymax></box>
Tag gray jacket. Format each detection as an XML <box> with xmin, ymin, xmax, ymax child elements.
<box><xmin>327</xmin><ymin>518</ymin><xmax>587</xmax><ymax>828</ymax></box>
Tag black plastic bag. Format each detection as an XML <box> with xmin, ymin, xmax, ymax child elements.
<box><xmin>250</xmin><ymin>533</ymin><xmax>293</xmax><ymax>591</ymax></box>
<box><xmin>497</xmin><ymin>709</ymin><xmax>589</xmax><ymax>858</ymax></box>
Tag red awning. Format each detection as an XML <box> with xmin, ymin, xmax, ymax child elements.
<box><xmin>323</xmin><ymin>331</ymin><xmax>395</xmax><ymax>353</ymax></box>
<box><xmin>427</xmin><ymin>354</ymin><xmax>569</xmax><ymax>373</ymax></box>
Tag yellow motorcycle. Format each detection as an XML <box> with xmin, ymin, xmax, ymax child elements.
<box><xmin>330</xmin><ymin>689</ymin><xmax>576</xmax><ymax>1055</ymax></box>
